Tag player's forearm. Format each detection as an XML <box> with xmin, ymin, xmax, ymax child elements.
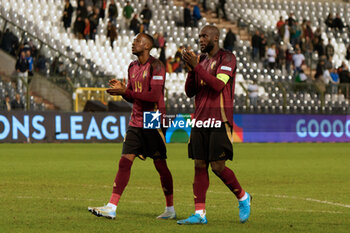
<box><xmin>122</xmin><ymin>94</ymin><xmax>134</xmax><ymax>103</ymax></box>
<box><xmin>125</xmin><ymin>85</ymin><xmax>162</xmax><ymax>102</ymax></box>
<box><xmin>194</xmin><ymin>65</ymin><xmax>226</xmax><ymax>92</ymax></box>
<box><xmin>185</xmin><ymin>72</ymin><xmax>197</xmax><ymax>97</ymax></box>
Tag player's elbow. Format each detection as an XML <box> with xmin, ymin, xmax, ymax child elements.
<box><xmin>211</xmin><ymin>83</ymin><xmax>226</xmax><ymax>92</ymax></box>
<box><xmin>185</xmin><ymin>89</ymin><xmax>195</xmax><ymax>98</ymax></box>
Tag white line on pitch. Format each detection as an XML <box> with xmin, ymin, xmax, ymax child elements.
<box><xmin>7</xmin><ymin>182</ymin><xmax>350</xmax><ymax>209</ymax></box>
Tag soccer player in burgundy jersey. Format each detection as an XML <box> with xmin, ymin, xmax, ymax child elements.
<box><xmin>177</xmin><ymin>25</ymin><xmax>252</xmax><ymax>225</ymax></box>
<box><xmin>88</xmin><ymin>33</ymin><xmax>176</xmax><ymax>220</ymax></box>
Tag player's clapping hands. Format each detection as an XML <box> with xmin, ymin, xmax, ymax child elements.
<box><xmin>182</xmin><ymin>49</ymin><xmax>199</xmax><ymax>70</ymax></box>
<box><xmin>107</xmin><ymin>78</ymin><xmax>126</xmax><ymax>96</ymax></box>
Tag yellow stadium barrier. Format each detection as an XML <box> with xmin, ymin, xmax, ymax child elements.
<box><xmin>74</xmin><ymin>87</ymin><xmax>122</xmax><ymax>112</ymax></box>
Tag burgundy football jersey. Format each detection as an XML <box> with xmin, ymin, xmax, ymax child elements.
<box><xmin>124</xmin><ymin>56</ymin><xmax>166</xmax><ymax>128</ymax></box>
<box><xmin>185</xmin><ymin>49</ymin><xmax>236</xmax><ymax>126</ymax></box>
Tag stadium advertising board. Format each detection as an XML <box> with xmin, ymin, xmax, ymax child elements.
<box><xmin>1</xmin><ymin>112</ymin><xmax>349</xmax><ymax>143</ymax></box>
<box><xmin>0</xmin><ymin>112</ymin><xmax>130</xmax><ymax>143</ymax></box>
<box><xmin>166</xmin><ymin>114</ymin><xmax>350</xmax><ymax>143</ymax></box>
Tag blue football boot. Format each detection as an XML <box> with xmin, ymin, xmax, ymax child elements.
<box><xmin>177</xmin><ymin>213</ymin><xmax>208</xmax><ymax>225</ymax></box>
<box><xmin>238</xmin><ymin>192</ymin><xmax>252</xmax><ymax>223</ymax></box>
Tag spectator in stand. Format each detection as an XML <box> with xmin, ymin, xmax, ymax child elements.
<box><xmin>248</xmin><ymin>80</ymin><xmax>259</xmax><ymax>107</ymax></box>
<box><xmin>267</xmin><ymin>44</ymin><xmax>276</xmax><ymax>70</ymax></box>
<box><xmin>99</xmin><ymin>0</ymin><xmax>107</xmax><ymax>19</ymax></box>
<box><xmin>107</xmin><ymin>20</ymin><xmax>118</xmax><ymax>48</ymax></box>
<box><xmin>329</xmin><ymin>68</ymin><xmax>340</xmax><ymax>94</ymax></box>
<box><xmin>315</xmin><ymin>57</ymin><xmax>326</xmax><ymax>80</ymax></box>
<box><xmin>25</xmin><ymin>50</ymin><xmax>34</xmax><ymax>76</ymax></box>
<box><xmin>313</xmin><ymin>37</ymin><xmax>325</xmax><ymax>57</ymax></box>
<box><xmin>283</xmin><ymin>20</ymin><xmax>290</xmax><ymax>45</ymax></box>
<box><xmin>314</xmin><ymin>58</ymin><xmax>327</xmax><ymax>93</ymax></box>
<box><xmin>73</xmin><ymin>16</ymin><xmax>85</xmax><ymax>39</ymax></box>
<box><xmin>325</xmin><ymin>40</ymin><xmax>335</xmax><ymax>60</ymax></box>
<box><xmin>325</xmin><ymin>13</ymin><xmax>333</xmax><ymax>28</ymax></box>
<box><xmin>123</xmin><ymin>1</ymin><xmax>134</xmax><ymax>29</ymax></box>
<box><xmin>301</xmin><ymin>36</ymin><xmax>313</xmax><ymax>66</ymax></box>
<box><xmin>321</xmin><ymin>64</ymin><xmax>332</xmax><ymax>90</ymax></box>
<box><xmin>276</xmin><ymin>42</ymin><xmax>285</xmax><ymax>70</ymax></box>
<box><xmin>158</xmin><ymin>33</ymin><xmax>165</xmax><ymax>48</ymax></box>
<box><xmin>292</xmin><ymin>47</ymin><xmax>305</xmax><ymax>75</ymax></box>
<box><xmin>287</xmin><ymin>12</ymin><xmax>296</xmax><ymax>27</ymax></box>
<box><xmin>346</xmin><ymin>44</ymin><xmax>350</xmax><ymax>61</ymax></box>
<box><xmin>11</xmin><ymin>93</ymin><xmax>24</xmax><ymax>110</ymax></box>
<box><xmin>184</xmin><ymin>2</ymin><xmax>192</xmax><ymax>27</ymax></box>
<box><xmin>332</xmin><ymin>13</ymin><xmax>345</xmax><ymax>31</ymax></box>
<box><xmin>84</xmin><ymin>18</ymin><xmax>91</xmax><ymax>40</ymax></box>
<box><xmin>259</xmin><ymin>33</ymin><xmax>267</xmax><ymax>60</ymax></box>
<box><xmin>89</xmin><ymin>8</ymin><xmax>100</xmax><ymax>40</ymax></box>
<box><xmin>108</xmin><ymin>0</ymin><xmax>118</xmax><ymax>25</ymax></box>
<box><xmin>153</xmin><ymin>33</ymin><xmax>160</xmax><ymax>49</ymax></box>
<box><xmin>192</xmin><ymin>2</ymin><xmax>202</xmax><ymax>27</ymax></box>
<box><xmin>276</xmin><ymin>16</ymin><xmax>284</xmax><ymax>30</ymax></box>
<box><xmin>77</xmin><ymin>0</ymin><xmax>88</xmax><ymax>19</ymax></box>
<box><xmin>290</xmin><ymin>21</ymin><xmax>302</xmax><ymax>48</ymax></box>
<box><xmin>314</xmin><ymin>27</ymin><xmax>322</xmax><ymax>41</ymax></box>
<box><xmin>175</xmin><ymin>45</ymin><xmax>184</xmax><ymax>60</ymax></box>
<box><xmin>202</xmin><ymin>0</ymin><xmax>207</xmax><ymax>12</ymax></box>
<box><xmin>276</xmin><ymin>16</ymin><xmax>285</xmax><ymax>40</ymax></box>
<box><xmin>62</xmin><ymin>0</ymin><xmax>74</xmax><ymax>31</ymax></box>
<box><xmin>87</xmin><ymin>5</ymin><xmax>94</xmax><ymax>18</ymax></box>
<box><xmin>285</xmin><ymin>45</ymin><xmax>293</xmax><ymax>74</ymax></box>
<box><xmin>16</xmin><ymin>51</ymin><xmax>29</xmax><ymax>84</ymax></box>
<box><xmin>140</xmin><ymin>4</ymin><xmax>152</xmax><ymax>32</ymax></box>
<box><xmin>2</xmin><ymin>95</ymin><xmax>11</xmax><ymax>111</ymax></box>
<box><xmin>130</xmin><ymin>14</ymin><xmax>141</xmax><ymax>35</ymax></box>
<box><xmin>303</xmin><ymin>20</ymin><xmax>314</xmax><ymax>40</ymax></box>
<box><xmin>251</xmin><ymin>30</ymin><xmax>261</xmax><ymax>61</ymax></box>
<box><xmin>338</xmin><ymin>62</ymin><xmax>350</xmax><ymax>83</ymax></box>
<box><xmin>166</xmin><ymin>56</ymin><xmax>173</xmax><ymax>73</ymax></box>
<box><xmin>1</xmin><ymin>29</ymin><xmax>19</xmax><ymax>55</ymax></box>
<box><xmin>216</xmin><ymin>0</ymin><xmax>227</xmax><ymax>20</ymax></box>
<box><xmin>159</xmin><ymin>43</ymin><xmax>166</xmax><ymax>66</ymax></box>
<box><xmin>223</xmin><ymin>28</ymin><xmax>236</xmax><ymax>52</ymax></box>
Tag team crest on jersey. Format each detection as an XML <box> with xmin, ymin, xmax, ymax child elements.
<box><xmin>210</xmin><ymin>61</ymin><xmax>216</xmax><ymax>70</ymax></box>
<box><xmin>143</xmin><ymin>70</ymin><xmax>147</xmax><ymax>79</ymax></box>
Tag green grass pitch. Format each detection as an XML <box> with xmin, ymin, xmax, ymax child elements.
<box><xmin>0</xmin><ymin>143</ymin><xmax>349</xmax><ymax>233</ymax></box>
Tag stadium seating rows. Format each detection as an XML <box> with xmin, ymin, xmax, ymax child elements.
<box><xmin>0</xmin><ymin>0</ymin><xmax>349</xmax><ymax>114</ymax></box>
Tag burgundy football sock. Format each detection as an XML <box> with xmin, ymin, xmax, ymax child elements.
<box><xmin>216</xmin><ymin>166</ymin><xmax>245</xmax><ymax>199</ymax></box>
<box><xmin>193</xmin><ymin>167</ymin><xmax>209</xmax><ymax>211</ymax></box>
<box><xmin>154</xmin><ymin>159</ymin><xmax>174</xmax><ymax>207</ymax></box>
<box><xmin>109</xmin><ymin>157</ymin><xmax>133</xmax><ymax>206</ymax></box>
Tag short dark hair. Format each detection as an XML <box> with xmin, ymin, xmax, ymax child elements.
<box><xmin>143</xmin><ymin>33</ymin><xmax>154</xmax><ymax>49</ymax></box>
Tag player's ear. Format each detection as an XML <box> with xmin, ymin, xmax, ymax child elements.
<box><xmin>214</xmin><ymin>35</ymin><xmax>219</xmax><ymax>43</ymax></box>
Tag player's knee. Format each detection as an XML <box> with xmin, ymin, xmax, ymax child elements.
<box><xmin>194</xmin><ymin>159</ymin><xmax>207</xmax><ymax>169</ymax></box>
<box><xmin>210</xmin><ymin>162</ymin><xmax>225</xmax><ymax>175</ymax></box>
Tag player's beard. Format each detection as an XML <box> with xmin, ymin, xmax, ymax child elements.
<box><xmin>132</xmin><ymin>50</ymin><xmax>142</xmax><ymax>56</ymax></box>
<box><xmin>201</xmin><ymin>41</ymin><xmax>214</xmax><ymax>54</ymax></box>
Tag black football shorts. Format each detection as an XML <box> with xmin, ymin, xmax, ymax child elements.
<box><xmin>188</xmin><ymin>122</ymin><xmax>233</xmax><ymax>161</ymax></box>
<box><xmin>122</xmin><ymin>126</ymin><xmax>167</xmax><ymax>160</ymax></box>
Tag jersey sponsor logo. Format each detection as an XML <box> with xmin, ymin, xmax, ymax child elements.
<box><xmin>220</xmin><ymin>66</ymin><xmax>232</xmax><ymax>71</ymax></box>
<box><xmin>152</xmin><ymin>75</ymin><xmax>163</xmax><ymax>80</ymax></box>
<box><xmin>142</xmin><ymin>70</ymin><xmax>147</xmax><ymax>79</ymax></box>
<box><xmin>210</xmin><ymin>61</ymin><xmax>216</xmax><ymax>70</ymax></box>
